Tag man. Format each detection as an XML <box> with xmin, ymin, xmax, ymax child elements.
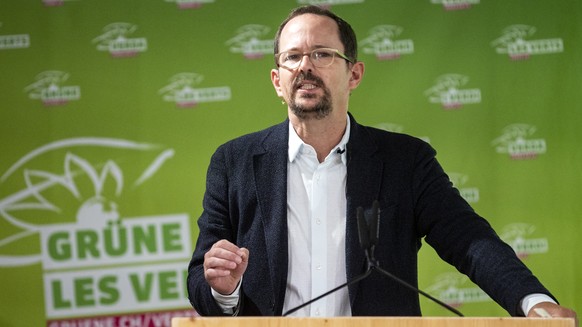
<box><xmin>187</xmin><ymin>5</ymin><xmax>577</xmax><ymax>322</ymax></box>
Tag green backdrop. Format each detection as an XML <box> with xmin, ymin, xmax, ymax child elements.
<box><xmin>1</xmin><ymin>0</ymin><xmax>580</xmax><ymax>326</ymax></box>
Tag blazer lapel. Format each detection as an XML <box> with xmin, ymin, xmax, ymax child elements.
<box><xmin>344</xmin><ymin>115</ymin><xmax>384</xmax><ymax>306</ymax></box>
<box><xmin>252</xmin><ymin>120</ymin><xmax>289</xmax><ymax>315</ymax></box>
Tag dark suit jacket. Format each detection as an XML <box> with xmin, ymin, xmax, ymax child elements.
<box><xmin>187</xmin><ymin>114</ymin><xmax>554</xmax><ymax>317</ymax></box>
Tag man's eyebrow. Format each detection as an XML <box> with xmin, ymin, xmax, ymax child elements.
<box><xmin>279</xmin><ymin>45</ymin><xmax>334</xmax><ymax>52</ymax></box>
<box><xmin>279</xmin><ymin>47</ymin><xmax>299</xmax><ymax>52</ymax></box>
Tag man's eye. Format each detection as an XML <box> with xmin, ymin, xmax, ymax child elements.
<box><xmin>285</xmin><ymin>53</ymin><xmax>301</xmax><ymax>61</ymax></box>
<box><xmin>314</xmin><ymin>51</ymin><xmax>333</xmax><ymax>59</ymax></box>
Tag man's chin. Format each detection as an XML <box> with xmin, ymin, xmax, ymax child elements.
<box><xmin>290</xmin><ymin>104</ymin><xmax>331</xmax><ymax>121</ymax></box>
<box><xmin>293</xmin><ymin>96</ymin><xmax>321</xmax><ymax>108</ymax></box>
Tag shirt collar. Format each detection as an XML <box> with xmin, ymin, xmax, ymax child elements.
<box><xmin>288</xmin><ymin>115</ymin><xmax>351</xmax><ymax>165</ymax></box>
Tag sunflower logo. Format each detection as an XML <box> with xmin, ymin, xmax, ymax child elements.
<box><xmin>0</xmin><ymin>137</ymin><xmax>174</xmax><ymax>267</ymax></box>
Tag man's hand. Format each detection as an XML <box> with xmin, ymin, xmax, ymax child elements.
<box><xmin>203</xmin><ymin>239</ymin><xmax>249</xmax><ymax>295</ymax></box>
<box><xmin>528</xmin><ymin>302</ymin><xmax>578</xmax><ymax>327</ymax></box>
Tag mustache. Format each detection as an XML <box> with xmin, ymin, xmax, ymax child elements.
<box><xmin>294</xmin><ymin>71</ymin><xmax>324</xmax><ymax>89</ymax></box>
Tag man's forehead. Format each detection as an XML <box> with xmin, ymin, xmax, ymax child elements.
<box><xmin>282</xmin><ymin>13</ymin><xmax>337</xmax><ymax>33</ymax></box>
<box><xmin>279</xmin><ymin>14</ymin><xmax>341</xmax><ymax>48</ymax></box>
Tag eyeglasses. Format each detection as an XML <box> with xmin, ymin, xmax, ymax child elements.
<box><xmin>275</xmin><ymin>48</ymin><xmax>353</xmax><ymax>70</ymax></box>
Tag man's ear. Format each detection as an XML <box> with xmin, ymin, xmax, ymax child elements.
<box><xmin>271</xmin><ymin>68</ymin><xmax>283</xmax><ymax>97</ymax></box>
<box><xmin>348</xmin><ymin>61</ymin><xmax>365</xmax><ymax>90</ymax></box>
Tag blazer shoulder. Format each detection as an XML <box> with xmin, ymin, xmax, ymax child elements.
<box><xmin>217</xmin><ymin>120</ymin><xmax>288</xmax><ymax>155</ymax></box>
<box><xmin>357</xmin><ymin>124</ymin><xmax>434</xmax><ymax>157</ymax></box>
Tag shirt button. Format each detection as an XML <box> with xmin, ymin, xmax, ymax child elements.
<box><xmin>316</xmin><ymin>219</ymin><xmax>321</xmax><ymax>225</ymax></box>
<box><xmin>316</xmin><ymin>264</ymin><xmax>322</xmax><ymax>270</ymax></box>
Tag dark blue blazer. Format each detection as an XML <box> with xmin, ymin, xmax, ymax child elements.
<box><xmin>187</xmin><ymin>114</ymin><xmax>554</xmax><ymax>317</ymax></box>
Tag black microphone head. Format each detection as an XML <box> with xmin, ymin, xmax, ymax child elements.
<box><xmin>369</xmin><ymin>200</ymin><xmax>380</xmax><ymax>245</ymax></box>
<box><xmin>356</xmin><ymin>206</ymin><xmax>370</xmax><ymax>250</ymax></box>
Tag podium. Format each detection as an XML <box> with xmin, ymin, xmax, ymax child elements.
<box><xmin>172</xmin><ymin>317</ymin><xmax>575</xmax><ymax>327</ymax></box>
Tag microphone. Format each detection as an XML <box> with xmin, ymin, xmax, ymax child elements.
<box><xmin>367</xmin><ymin>200</ymin><xmax>380</xmax><ymax>265</ymax></box>
<box><xmin>336</xmin><ymin>148</ymin><xmax>346</xmax><ymax>154</ymax></box>
<box><xmin>369</xmin><ymin>200</ymin><xmax>380</xmax><ymax>245</ymax></box>
<box><xmin>356</xmin><ymin>206</ymin><xmax>370</xmax><ymax>250</ymax></box>
<box><xmin>369</xmin><ymin>200</ymin><xmax>380</xmax><ymax>246</ymax></box>
<box><xmin>282</xmin><ymin>201</ymin><xmax>464</xmax><ymax>317</ymax></box>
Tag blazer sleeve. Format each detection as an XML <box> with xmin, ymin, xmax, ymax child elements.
<box><xmin>187</xmin><ymin>144</ymin><xmax>235</xmax><ymax>316</ymax></box>
<box><xmin>412</xmin><ymin>141</ymin><xmax>556</xmax><ymax>316</ymax></box>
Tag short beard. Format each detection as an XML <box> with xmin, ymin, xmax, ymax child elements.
<box><xmin>288</xmin><ymin>71</ymin><xmax>332</xmax><ymax>121</ymax></box>
<box><xmin>289</xmin><ymin>92</ymin><xmax>332</xmax><ymax>120</ymax></box>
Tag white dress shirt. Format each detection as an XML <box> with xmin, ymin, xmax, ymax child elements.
<box><xmin>283</xmin><ymin>118</ymin><xmax>351</xmax><ymax>317</ymax></box>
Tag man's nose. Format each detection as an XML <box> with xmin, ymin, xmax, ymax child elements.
<box><xmin>297</xmin><ymin>53</ymin><xmax>315</xmax><ymax>70</ymax></box>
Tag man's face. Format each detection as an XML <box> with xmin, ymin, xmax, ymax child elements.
<box><xmin>271</xmin><ymin>14</ymin><xmax>358</xmax><ymax>121</ymax></box>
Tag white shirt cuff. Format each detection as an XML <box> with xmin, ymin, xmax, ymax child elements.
<box><xmin>211</xmin><ymin>279</ymin><xmax>242</xmax><ymax>315</ymax></box>
<box><xmin>521</xmin><ymin>293</ymin><xmax>556</xmax><ymax>316</ymax></box>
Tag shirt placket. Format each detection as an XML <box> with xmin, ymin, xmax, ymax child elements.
<box><xmin>310</xmin><ymin>161</ymin><xmax>328</xmax><ymax>317</ymax></box>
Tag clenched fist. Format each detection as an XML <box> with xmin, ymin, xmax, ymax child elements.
<box><xmin>203</xmin><ymin>239</ymin><xmax>249</xmax><ymax>295</ymax></box>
